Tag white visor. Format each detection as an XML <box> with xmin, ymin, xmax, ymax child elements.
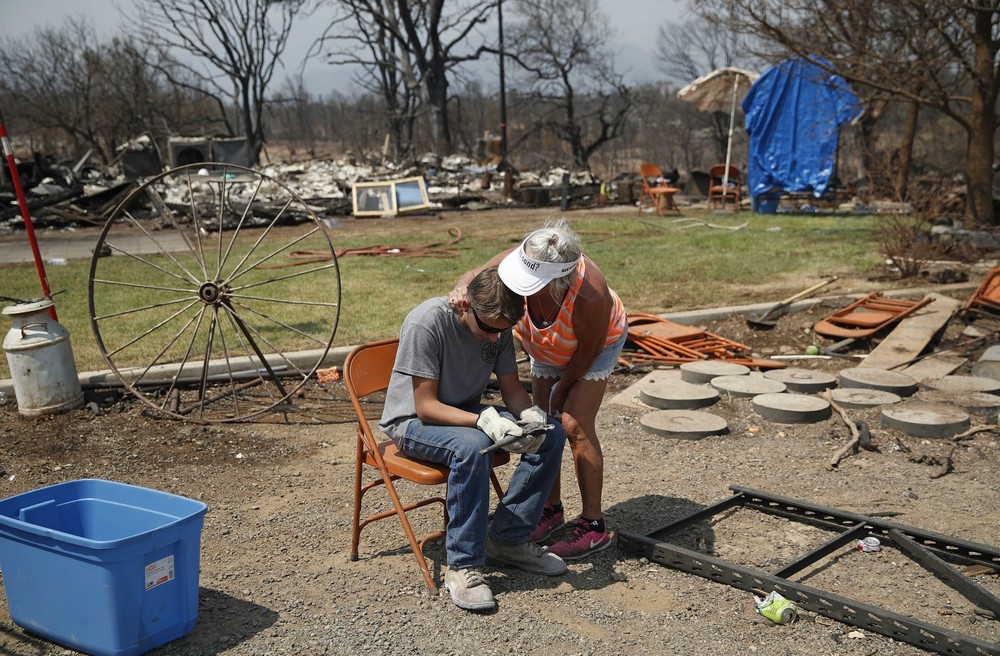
<box><xmin>498</xmin><ymin>241</ymin><xmax>580</xmax><ymax>296</ymax></box>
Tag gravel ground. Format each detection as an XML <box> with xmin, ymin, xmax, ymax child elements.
<box><xmin>0</xmin><ymin>301</ymin><xmax>998</xmax><ymax>656</ymax></box>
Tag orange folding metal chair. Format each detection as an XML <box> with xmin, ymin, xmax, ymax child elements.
<box><xmin>961</xmin><ymin>264</ymin><xmax>1000</xmax><ymax>318</ymax></box>
<box><xmin>345</xmin><ymin>338</ymin><xmax>509</xmax><ymax>592</ymax></box>
<box><xmin>813</xmin><ymin>292</ymin><xmax>933</xmax><ymax>339</ymax></box>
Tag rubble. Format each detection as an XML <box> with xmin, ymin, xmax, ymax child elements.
<box><xmin>1</xmin><ymin>141</ymin><xmax>613</xmax><ymax>233</ymax></box>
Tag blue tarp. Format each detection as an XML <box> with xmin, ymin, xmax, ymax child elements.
<box><xmin>741</xmin><ymin>58</ymin><xmax>863</xmax><ymax>198</ymax></box>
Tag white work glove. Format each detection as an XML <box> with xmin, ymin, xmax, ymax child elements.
<box><xmin>504</xmin><ymin>430</ymin><xmax>546</xmax><ymax>455</ymax></box>
<box><xmin>510</xmin><ymin>405</ymin><xmax>548</xmax><ymax>454</ymax></box>
<box><xmin>520</xmin><ymin>405</ymin><xmax>547</xmax><ymax>425</ymax></box>
<box><xmin>477</xmin><ymin>407</ymin><xmax>523</xmax><ymax>442</ymax></box>
<box><xmin>477</xmin><ymin>407</ymin><xmax>545</xmax><ymax>455</ymax></box>
<box><xmin>503</xmin><ymin>407</ymin><xmax>547</xmax><ymax>454</ymax></box>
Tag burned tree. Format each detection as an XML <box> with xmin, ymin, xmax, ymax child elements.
<box><xmin>697</xmin><ymin>0</ymin><xmax>1000</xmax><ymax>227</ymax></box>
<box><xmin>311</xmin><ymin>0</ymin><xmax>496</xmax><ymax>157</ymax></box>
<box><xmin>655</xmin><ymin>18</ymin><xmax>750</xmax><ymax>84</ymax></box>
<box><xmin>654</xmin><ymin>19</ymin><xmax>755</xmax><ymax>164</ymax></box>
<box><xmin>309</xmin><ymin>0</ymin><xmax>420</xmax><ymax>160</ymax></box>
<box><xmin>131</xmin><ymin>0</ymin><xmax>309</xmax><ymax>166</ymax></box>
<box><xmin>507</xmin><ymin>0</ymin><xmax>634</xmax><ymax>171</ymax></box>
<box><xmin>0</xmin><ymin>18</ymin><xmax>176</xmax><ymax>164</ymax></box>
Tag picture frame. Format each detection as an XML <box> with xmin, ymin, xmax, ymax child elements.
<box><xmin>351</xmin><ymin>176</ymin><xmax>430</xmax><ymax>217</ymax></box>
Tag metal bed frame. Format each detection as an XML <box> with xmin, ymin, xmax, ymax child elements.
<box><xmin>619</xmin><ymin>485</ymin><xmax>1000</xmax><ymax>656</ymax></box>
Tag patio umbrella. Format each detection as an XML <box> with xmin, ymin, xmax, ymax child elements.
<box><xmin>677</xmin><ymin>67</ymin><xmax>759</xmax><ymax>194</ymax></box>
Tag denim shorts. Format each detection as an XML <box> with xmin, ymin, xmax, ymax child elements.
<box><xmin>530</xmin><ymin>328</ymin><xmax>627</xmax><ymax>381</ymax></box>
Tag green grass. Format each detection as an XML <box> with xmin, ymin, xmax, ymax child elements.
<box><xmin>0</xmin><ymin>210</ymin><xmax>884</xmax><ymax>378</ymax></box>
<box><xmin>567</xmin><ymin>213</ymin><xmax>881</xmax><ymax>311</ymax></box>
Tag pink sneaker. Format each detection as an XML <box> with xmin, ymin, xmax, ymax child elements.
<box><xmin>547</xmin><ymin>518</ymin><xmax>612</xmax><ymax>560</ymax></box>
<box><xmin>530</xmin><ymin>503</ymin><xmax>565</xmax><ymax>542</ymax></box>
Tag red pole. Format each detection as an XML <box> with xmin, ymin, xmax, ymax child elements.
<box><xmin>0</xmin><ymin>108</ymin><xmax>56</xmax><ymax>320</ymax></box>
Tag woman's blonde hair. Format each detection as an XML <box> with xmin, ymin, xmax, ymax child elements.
<box><xmin>521</xmin><ymin>218</ymin><xmax>582</xmax><ymax>300</ymax></box>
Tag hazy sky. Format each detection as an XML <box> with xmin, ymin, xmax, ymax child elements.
<box><xmin>0</xmin><ymin>0</ymin><xmax>693</xmax><ymax>95</ymax></box>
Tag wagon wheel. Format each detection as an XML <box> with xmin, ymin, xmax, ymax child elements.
<box><xmin>88</xmin><ymin>163</ymin><xmax>341</xmax><ymax>423</ymax></box>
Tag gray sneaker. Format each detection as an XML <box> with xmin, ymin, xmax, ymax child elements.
<box><xmin>443</xmin><ymin>567</ymin><xmax>496</xmax><ymax>611</ymax></box>
<box><xmin>485</xmin><ymin>535</ymin><xmax>568</xmax><ymax>576</ymax></box>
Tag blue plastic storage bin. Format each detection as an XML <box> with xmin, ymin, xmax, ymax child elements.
<box><xmin>0</xmin><ymin>479</ymin><xmax>208</xmax><ymax>656</ymax></box>
<box><xmin>752</xmin><ymin>192</ymin><xmax>781</xmax><ymax>214</ymax></box>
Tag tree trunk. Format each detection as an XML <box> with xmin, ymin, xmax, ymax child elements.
<box><xmin>571</xmin><ymin>136</ymin><xmax>587</xmax><ymax>169</ymax></box>
<box><xmin>894</xmin><ymin>99</ymin><xmax>919</xmax><ymax>202</ymax></box>
<box><xmin>965</xmin><ymin>114</ymin><xmax>995</xmax><ymax>227</ymax></box>
<box><xmin>425</xmin><ymin>68</ymin><xmax>451</xmax><ymax>153</ymax></box>
<box><xmin>711</xmin><ymin>112</ymin><xmax>727</xmax><ymax>162</ymax></box>
<box><xmin>854</xmin><ymin>110</ymin><xmax>879</xmax><ymax>199</ymax></box>
<box><xmin>965</xmin><ymin>8</ymin><xmax>997</xmax><ymax>226</ymax></box>
<box><xmin>244</xmin><ymin>104</ymin><xmax>264</xmax><ymax>166</ymax></box>
<box><xmin>387</xmin><ymin>116</ymin><xmax>415</xmax><ymax>161</ymax></box>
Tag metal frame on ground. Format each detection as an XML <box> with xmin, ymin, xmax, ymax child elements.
<box><xmin>619</xmin><ymin>486</ymin><xmax>1000</xmax><ymax>656</ymax></box>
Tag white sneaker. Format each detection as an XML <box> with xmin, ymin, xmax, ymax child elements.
<box><xmin>485</xmin><ymin>535</ymin><xmax>568</xmax><ymax>575</ymax></box>
<box><xmin>443</xmin><ymin>567</ymin><xmax>496</xmax><ymax>611</ymax></box>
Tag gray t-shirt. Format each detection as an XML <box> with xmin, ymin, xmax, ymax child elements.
<box><xmin>379</xmin><ymin>297</ymin><xmax>517</xmax><ymax>438</ymax></box>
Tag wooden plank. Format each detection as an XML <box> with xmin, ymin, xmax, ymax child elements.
<box><xmin>860</xmin><ymin>293</ymin><xmax>961</xmax><ymax>370</ymax></box>
<box><xmin>900</xmin><ymin>354</ymin><xmax>966</xmax><ymax>381</ymax></box>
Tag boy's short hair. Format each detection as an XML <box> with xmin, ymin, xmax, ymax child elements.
<box><xmin>468</xmin><ymin>266</ymin><xmax>524</xmax><ymax>325</ymax></box>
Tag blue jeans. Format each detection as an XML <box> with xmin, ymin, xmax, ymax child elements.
<box><xmin>394</xmin><ymin>405</ymin><xmax>566</xmax><ymax>569</ymax></box>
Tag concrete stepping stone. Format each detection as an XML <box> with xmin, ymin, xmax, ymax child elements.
<box><xmin>763</xmin><ymin>368</ymin><xmax>837</xmax><ymax>394</ymax></box>
<box><xmin>916</xmin><ymin>389</ymin><xmax>1000</xmax><ymax>423</ymax></box>
<box><xmin>921</xmin><ymin>375</ymin><xmax>1000</xmax><ymax>396</ymax></box>
<box><xmin>711</xmin><ymin>375</ymin><xmax>786</xmax><ymax>398</ymax></box>
<box><xmin>972</xmin><ymin>344</ymin><xmax>1000</xmax><ymax>381</ymax></box>
<box><xmin>829</xmin><ymin>388</ymin><xmax>902</xmax><ymax>409</ymax></box>
<box><xmin>608</xmin><ymin>369</ymin><xmax>681</xmax><ymax>409</ymax></box>
<box><xmin>838</xmin><ymin>367</ymin><xmax>918</xmax><ymax>397</ymax></box>
<box><xmin>752</xmin><ymin>393</ymin><xmax>832</xmax><ymax>424</ymax></box>
<box><xmin>639</xmin><ymin>409</ymin><xmax>728</xmax><ymax>439</ymax></box>
<box><xmin>680</xmin><ymin>361</ymin><xmax>750</xmax><ymax>384</ymax></box>
<box><xmin>639</xmin><ymin>380</ymin><xmax>719</xmax><ymax>410</ymax></box>
<box><xmin>880</xmin><ymin>402</ymin><xmax>971</xmax><ymax>438</ymax></box>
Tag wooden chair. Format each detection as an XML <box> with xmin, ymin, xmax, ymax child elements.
<box><xmin>637</xmin><ymin>164</ymin><xmax>680</xmax><ymax>215</ymax></box>
<box><xmin>707</xmin><ymin>164</ymin><xmax>742</xmax><ymax>209</ymax></box>
<box><xmin>345</xmin><ymin>338</ymin><xmax>510</xmax><ymax>592</ymax></box>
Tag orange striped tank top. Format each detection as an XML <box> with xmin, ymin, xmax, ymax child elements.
<box><xmin>515</xmin><ymin>258</ymin><xmax>627</xmax><ymax>367</ymax></box>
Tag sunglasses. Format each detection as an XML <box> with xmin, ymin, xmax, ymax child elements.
<box><xmin>470</xmin><ymin>305</ymin><xmax>507</xmax><ymax>334</ymax></box>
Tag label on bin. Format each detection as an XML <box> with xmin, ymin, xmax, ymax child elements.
<box><xmin>145</xmin><ymin>555</ymin><xmax>175</xmax><ymax>590</ymax></box>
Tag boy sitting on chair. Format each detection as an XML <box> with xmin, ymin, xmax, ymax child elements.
<box><xmin>379</xmin><ymin>267</ymin><xmax>568</xmax><ymax>611</ymax></box>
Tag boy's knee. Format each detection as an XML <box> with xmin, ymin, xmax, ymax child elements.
<box><xmin>455</xmin><ymin>429</ymin><xmax>493</xmax><ymax>459</ymax></box>
<box><xmin>541</xmin><ymin>425</ymin><xmax>567</xmax><ymax>454</ymax></box>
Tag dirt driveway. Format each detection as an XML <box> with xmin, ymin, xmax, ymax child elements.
<box><xmin>0</xmin><ymin>296</ymin><xmax>998</xmax><ymax>656</ymax></box>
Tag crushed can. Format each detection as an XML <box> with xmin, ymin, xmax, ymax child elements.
<box><xmin>856</xmin><ymin>536</ymin><xmax>881</xmax><ymax>552</ymax></box>
<box><xmin>754</xmin><ymin>591</ymin><xmax>798</xmax><ymax>625</ymax></box>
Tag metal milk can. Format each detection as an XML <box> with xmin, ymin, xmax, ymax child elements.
<box><xmin>3</xmin><ymin>299</ymin><xmax>84</xmax><ymax>416</ymax></box>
